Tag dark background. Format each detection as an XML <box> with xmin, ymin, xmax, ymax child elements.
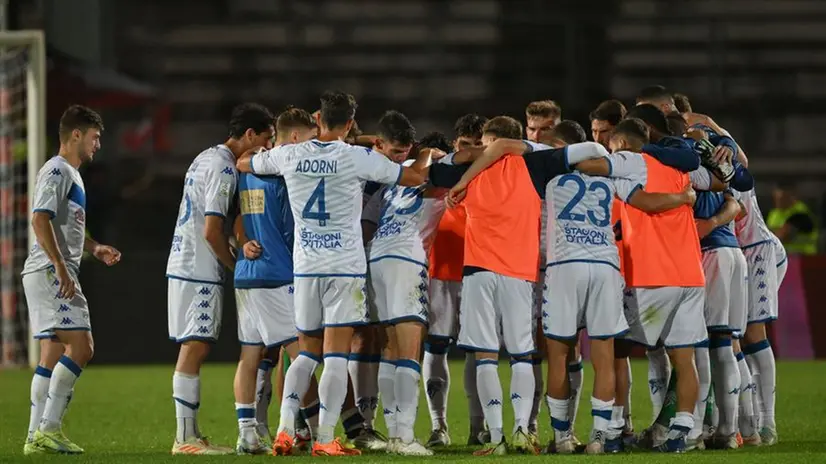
<box><xmin>8</xmin><ymin>0</ymin><xmax>826</xmax><ymax>363</ymax></box>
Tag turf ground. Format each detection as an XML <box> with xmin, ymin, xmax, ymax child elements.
<box><xmin>1</xmin><ymin>360</ymin><xmax>825</xmax><ymax>463</ymax></box>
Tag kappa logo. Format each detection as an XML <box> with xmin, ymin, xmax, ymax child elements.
<box><xmin>50</xmin><ymin>168</ymin><xmax>62</xmax><ymax>176</ymax></box>
<box><xmin>755</xmin><ymin>268</ymin><xmax>765</xmax><ymax>276</ymax></box>
<box><xmin>197</xmin><ymin>300</ymin><xmax>210</xmax><ymax>308</ymax></box>
<box><xmin>58</xmin><ymin>304</ymin><xmax>70</xmax><ymax>313</ymax></box>
<box><xmin>60</xmin><ymin>317</ymin><xmax>74</xmax><ymax>325</ymax></box>
<box><xmin>486</xmin><ymin>399</ymin><xmax>502</xmax><ymax>407</ymax></box>
<box><xmin>221</xmin><ymin>167</ymin><xmax>234</xmax><ymax>175</ymax></box>
<box><xmin>198</xmin><ymin>287</ymin><xmax>212</xmax><ymax>295</ymax></box>
<box><xmin>197</xmin><ymin>313</ymin><xmax>211</xmax><ymax>322</ymax></box>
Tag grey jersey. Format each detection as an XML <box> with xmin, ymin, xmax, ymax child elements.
<box><xmin>22</xmin><ymin>156</ymin><xmax>87</xmax><ymax>276</ymax></box>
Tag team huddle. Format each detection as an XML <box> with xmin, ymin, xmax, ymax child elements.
<box><xmin>20</xmin><ymin>86</ymin><xmax>785</xmax><ymax>457</ymax></box>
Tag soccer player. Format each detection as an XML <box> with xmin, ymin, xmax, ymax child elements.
<box><xmin>232</xmin><ymin>107</ymin><xmax>318</xmax><ymax>454</ymax></box>
<box><xmin>22</xmin><ymin>105</ymin><xmax>120</xmax><ymax>455</ymax></box>
<box><xmin>636</xmin><ymin>85</ymin><xmax>679</xmax><ymax>115</ymax></box>
<box><xmin>429</xmin><ymin>116</ymin><xmax>606</xmax><ymax>456</ymax></box>
<box><xmin>424</xmin><ymin>114</ymin><xmax>488</xmax><ymax>447</ymax></box>
<box><xmin>589</xmin><ymin>100</ymin><xmax>627</xmax><ymax>148</ymax></box>
<box><xmin>345</xmin><ymin>111</ymin><xmax>416</xmax><ymax>451</ymax></box>
<box><xmin>238</xmin><ymin>91</ymin><xmax>427</xmax><ymax>457</ymax></box>
<box><xmin>525</xmin><ymin>100</ymin><xmax>562</xmax><ymax>145</ymax></box>
<box><xmin>166</xmin><ymin>103</ymin><xmax>275</xmax><ymax>455</ymax></box>
<box><xmin>360</xmin><ymin>117</ymin><xmax>447</xmax><ymax>456</ymax></box>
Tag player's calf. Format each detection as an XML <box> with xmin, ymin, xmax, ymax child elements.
<box><xmin>423</xmin><ymin>336</ymin><xmax>452</xmax><ymax>444</ymax></box>
<box><xmin>545</xmin><ymin>337</ymin><xmax>575</xmax><ymax>452</ymax></box>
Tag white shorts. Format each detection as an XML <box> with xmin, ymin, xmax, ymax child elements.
<box><xmin>369</xmin><ymin>259</ymin><xmax>429</xmax><ymax>325</ymax></box>
<box><xmin>428</xmin><ymin>279</ymin><xmax>461</xmax><ymax>339</ymax></box>
<box><xmin>457</xmin><ymin>271</ymin><xmax>535</xmax><ymax>357</ymax></box>
<box><xmin>743</xmin><ymin>242</ymin><xmax>779</xmax><ymax>324</ymax></box>
<box><xmin>294</xmin><ymin>276</ymin><xmax>369</xmax><ymax>332</ymax></box>
<box><xmin>623</xmin><ymin>286</ymin><xmax>707</xmax><ymax>348</ymax></box>
<box><xmin>702</xmin><ymin>247</ymin><xmax>748</xmax><ymax>334</ymax></box>
<box><xmin>776</xmin><ymin>248</ymin><xmax>788</xmax><ymax>286</ymax></box>
<box><xmin>543</xmin><ymin>263</ymin><xmax>628</xmax><ymax>340</ymax></box>
<box><xmin>23</xmin><ymin>268</ymin><xmax>91</xmax><ymax>339</ymax></box>
<box><xmin>235</xmin><ymin>286</ymin><xmax>297</xmax><ymax>348</ymax></box>
<box><xmin>168</xmin><ymin>278</ymin><xmax>224</xmax><ymax>342</ymax></box>
<box><xmin>533</xmin><ymin>270</ymin><xmax>546</xmax><ymax>319</ymax></box>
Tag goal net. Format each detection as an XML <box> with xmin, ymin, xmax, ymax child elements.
<box><xmin>0</xmin><ymin>30</ymin><xmax>46</xmax><ymax>368</ymax></box>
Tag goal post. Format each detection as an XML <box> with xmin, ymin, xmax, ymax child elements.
<box><xmin>0</xmin><ymin>29</ymin><xmax>46</xmax><ymax>368</ymax></box>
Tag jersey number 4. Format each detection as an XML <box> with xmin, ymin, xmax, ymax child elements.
<box><xmin>302</xmin><ymin>179</ymin><xmax>331</xmax><ymax>226</ymax></box>
<box><xmin>556</xmin><ymin>174</ymin><xmax>611</xmax><ymax>227</ymax></box>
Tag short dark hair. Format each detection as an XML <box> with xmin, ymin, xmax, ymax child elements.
<box><xmin>636</xmin><ymin>85</ymin><xmax>674</xmax><ymax>106</ymax></box>
<box><xmin>418</xmin><ymin>131</ymin><xmax>452</xmax><ymax>153</ymax></box>
<box><xmin>626</xmin><ymin>104</ymin><xmax>670</xmax><ymax>137</ymax></box>
<box><xmin>454</xmin><ymin>114</ymin><xmax>487</xmax><ymax>139</ymax></box>
<box><xmin>589</xmin><ymin>99</ymin><xmax>627</xmax><ymax>126</ymax></box>
<box><xmin>612</xmin><ymin>118</ymin><xmax>650</xmax><ymax>145</ymax></box>
<box><xmin>377</xmin><ymin>110</ymin><xmax>416</xmax><ymax>146</ymax></box>
<box><xmin>228</xmin><ymin>103</ymin><xmax>274</xmax><ymax>138</ymax></box>
<box><xmin>666</xmin><ymin>111</ymin><xmax>688</xmax><ymax>136</ymax></box>
<box><xmin>673</xmin><ymin>93</ymin><xmax>692</xmax><ymax>113</ymax></box>
<box><xmin>525</xmin><ymin>100</ymin><xmax>562</xmax><ymax>120</ymax></box>
<box><xmin>550</xmin><ymin>120</ymin><xmax>587</xmax><ymax>145</ymax></box>
<box><xmin>482</xmin><ymin>116</ymin><xmax>523</xmax><ymax>140</ymax></box>
<box><xmin>59</xmin><ymin>105</ymin><xmax>104</xmax><ymax>142</ymax></box>
<box><xmin>276</xmin><ymin>106</ymin><xmax>315</xmax><ymax>135</ymax></box>
<box><xmin>319</xmin><ymin>90</ymin><xmax>357</xmax><ymax>129</ymax></box>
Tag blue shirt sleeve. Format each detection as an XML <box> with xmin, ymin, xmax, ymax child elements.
<box><xmin>729</xmin><ymin>159</ymin><xmax>754</xmax><ymax>192</ymax></box>
<box><xmin>640</xmin><ymin>137</ymin><xmax>700</xmax><ymax>173</ymax></box>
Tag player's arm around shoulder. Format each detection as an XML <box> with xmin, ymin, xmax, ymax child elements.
<box><xmin>696</xmin><ymin>191</ymin><xmax>740</xmax><ymax>238</ymax></box>
<box><xmin>237</xmin><ymin>145</ymin><xmax>289</xmax><ymax>175</ymax></box>
<box><xmin>624</xmin><ymin>182</ymin><xmax>696</xmax><ymax>214</ymax></box>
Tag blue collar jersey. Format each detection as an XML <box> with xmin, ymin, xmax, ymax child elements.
<box><xmin>234</xmin><ymin>173</ymin><xmax>294</xmax><ymax>288</ymax></box>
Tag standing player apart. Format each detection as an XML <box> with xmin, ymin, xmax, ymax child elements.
<box><xmin>238</xmin><ymin>91</ymin><xmax>427</xmax><ymax>457</ymax></box>
<box><xmin>22</xmin><ymin>105</ymin><xmax>121</xmax><ymax>455</ymax></box>
<box><xmin>166</xmin><ymin>103</ymin><xmax>275</xmax><ymax>455</ymax></box>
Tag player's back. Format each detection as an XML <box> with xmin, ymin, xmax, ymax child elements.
<box><xmin>22</xmin><ymin>156</ymin><xmax>87</xmax><ymax>276</ymax></box>
<box><xmin>275</xmin><ymin>140</ymin><xmax>399</xmax><ymax>276</ymax></box>
<box><xmin>234</xmin><ymin>173</ymin><xmax>294</xmax><ymax>287</ymax></box>
<box><xmin>166</xmin><ymin>145</ymin><xmax>237</xmax><ymax>283</ymax></box>
<box><xmin>733</xmin><ymin>188</ymin><xmax>775</xmax><ymax>248</ymax></box>
<box><xmin>546</xmin><ymin>171</ymin><xmax>622</xmax><ymax>271</ymax></box>
<box><xmin>464</xmin><ymin>155</ymin><xmax>541</xmax><ymax>282</ymax></box>
<box><xmin>620</xmin><ymin>152</ymin><xmax>704</xmax><ymax>287</ymax></box>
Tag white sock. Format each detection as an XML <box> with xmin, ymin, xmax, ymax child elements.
<box><xmin>546</xmin><ymin>395</ymin><xmax>571</xmax><ymax>442</ymax></box>
<box><xmin>395</xmin><ymin>359</ymin><xmax>422</xmax><ymax>443</ymax></box>
<box><xmin>624</xmin><ymin>358</ymin><xmax>633</xmax><ymax>430</ymax></box>
<box><xmin>529</xmin><ymin>359</ymin><xmax>543</xmax><ymax>432</ymax></box>
<box><xmin>255</xmin><ymin>359</ymin><xmax>274</xmax><ymax>434</ymax></box>
<box><xmin>610</xmin><ymin>405</ymin><xmax>625</xmax><ymax>439</ymax></box>
<box><xmin>423</xmin><ymin>347</ymin><xmax>450</xmax><ymax>431</ymax></box>
<box><xmin>646</xmin><ymin>347</ymin><xmax>671</xmax><ymax>423</ymax></box>
<box><xmin>710</xmin><ymin>340</ymin><xmax>739</xmax><ymax>437</ymax></box>
<box><xmin>377</xmin><ymin>360</ymin><xmax>398</xmax><ymax>438</ymax></box>
<box><xmin>173</xmin><ymin>371</ymin><xmax>200</xmax><ymax>442</ymax></box>
<box><xmin>236</xmin><ymin>402</ymin><xmax>257</xmax><ymax>442</ymax></box>
<box><xmin>317</xmin><ymin>354</ymin><xmax>349</xmax><ymax>444</ymax></box>
<box><xmin>277</xmin><ymin>352</ymin><xmax>319</xmax><ymax>437</ymax></box>
<box><xmin>476</xmin><ymin>361</ymin><xmax>504</xmax><ymax>443</ymax></box>
<box><xmin>690</xmin><ymin>346</ymin><xmax>711</xmax><ymax>440</ymax></box>
<box><xmin>745</xmin><ymin>340</ymin><xmax>776</xmax><ymax>429</ymax></box>
<box><xmin>668</xmin><ymin>411</ymin><xmax>694</xmax><ymax>440</ymax></box>
<box><xmin>348</xmin><ymin>355</ymin><xmax>380</xmax><ymax>428</ymax></box>
<box><xmin>736</xmin><ymin>352</ymin><xmax>757</xmax><ymax>437</ymax></box>
<box><xmin>591</xmin><ymin>396</ymin><xmax>614</xmax><ymax>434</ymax></box>
<box><xmin>510</xmin><ymin>359</ymin><xmax>535</xmax><ymax>433</ymax></box>
<box><xmin>464</xmin><ymin>352</ymin><xmax>484</xmax><ymax>433</ymax></box>
<box><xmin>567</xmin><ymin>357</ymin><xmax>584</xmax><ymax>430</ymax></box>
<box><xmin>40</xmin><ymin>356</ymin><xmax>83</xmax><ymax>433</ymax></box>
<box><xmin>27</xmin><ymin>366</ymin><xmax>52</xmax><ymax>441</ymax></box>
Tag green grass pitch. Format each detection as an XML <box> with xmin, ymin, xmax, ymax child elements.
<box><xmin>1</xmin><ymin>360</ymin><xmax>825</xmax><ymax>463</ymax></box>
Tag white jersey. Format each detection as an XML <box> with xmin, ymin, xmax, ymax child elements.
<box><xmin>251</xmin><ymin>139</ymin><xmax>402</xmax><ymax>276</ymax></box>
<box><xmin>363</xmin><ymin>160</ymin><xmax>447</xmax><ymax>267</ymax></box>
<box><xmin>166</xmin><ymin>145</ymin><xmax>238</xmax><ymax>283</ymax></box>
<box><xmin>545</xmin><ymin>151</ymin><xmax>643</xmax><ymax>270</ymax></box>
<box><xmin>22</xmin><ymin>156</ymin><xmax>87</xmax><ymax>276</ymax></box>
<box><xmin>732</xmin><ymin>188</ymin><xmax>776</xmax><ymax>248</ymax></box>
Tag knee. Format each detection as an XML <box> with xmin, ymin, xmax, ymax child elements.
<box><xmin>67</xmin><ymin>339</ymin><xmax>94</xmax><ymax>366</ymax></box>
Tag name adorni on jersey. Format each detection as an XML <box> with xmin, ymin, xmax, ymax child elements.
<box><xmin>300</xmin><ymin>227</ymin><xmax>343</xmax><ymax>249</ymax></box>
<box><xmin>563</xmin><ymin>225</ymin><xmax>609</xmax><ymax>246</ymax></box>
<box><xmin>296</xmin><ymin>159</ymin><xmax>338</xmax><ymax>174</ymax></box>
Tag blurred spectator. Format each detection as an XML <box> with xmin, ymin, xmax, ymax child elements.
<box><xmin>767</xmin><ymin>184</ymin><xmax>818</xmax><ymax>255</ymax></box>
